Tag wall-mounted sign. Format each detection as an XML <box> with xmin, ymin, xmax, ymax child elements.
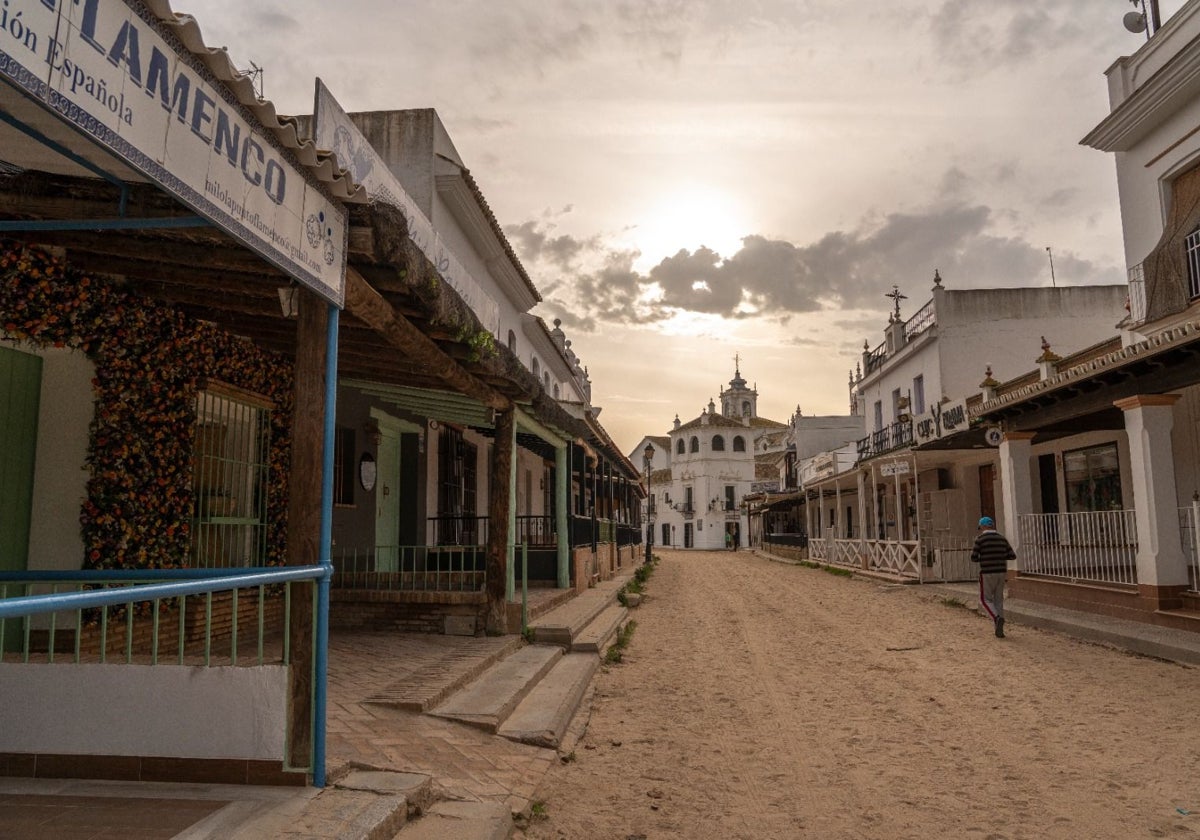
<box><xmin>0</xmin><ymin>0</ymin><xmax>347</xmax><ymax>304</ymax></box>
<box><xmin>879</xmin><ymin>460</ymin><xmax>911</xmax><ymax>477</ymax></box>
<box><xmin>913</xmin><ymin>398</ymin><xmax>969</xmax><ymax>446</ymax></box>
<box><xmin>312</xmin><ymin>80</ymin><xmax>499</xmax><ymax>333</ymax></box>
<box><xmin>358</xmin><ymin>452</ymin><xmax>377</xmax><ymax>492</ymax></box>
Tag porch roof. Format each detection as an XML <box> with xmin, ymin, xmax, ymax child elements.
<box><xmin>975</xmin><ymin>320</ymin><xmax>1200</xmax><ymax>434</ymax></box>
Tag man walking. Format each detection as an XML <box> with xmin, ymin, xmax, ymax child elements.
<box><xmin>971</xmin><ymin>516</ymin><xmax>1015</xmax><ymax>638</ymax></box>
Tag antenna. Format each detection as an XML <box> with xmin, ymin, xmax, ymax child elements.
<box><xmin>1046</xmin><ymin>246</ymin><xmax>1057</xmax><ymax>287</ymax></box>
<box><xmin>247</xmin><ymin>61</ymin><xmax>264</xmax><ymax>99</ymax></box>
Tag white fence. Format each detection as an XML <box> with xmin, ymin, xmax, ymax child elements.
<box><xmin>1017</xmin><ymin>510</ymin><xmax>1138</xmax><ymax>586</ymax></box>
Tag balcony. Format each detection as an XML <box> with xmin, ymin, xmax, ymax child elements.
<box><xmin>856</xmin><ymin>419</ymin><xmax>913</xmax><ymax>462</ymax></box>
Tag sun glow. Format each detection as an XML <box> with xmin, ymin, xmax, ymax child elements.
<box><xmin>628</xmin><ymin>184</ymin><xmax>749</xmax><ymax>272</ymax></box>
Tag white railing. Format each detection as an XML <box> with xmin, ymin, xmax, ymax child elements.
<box><xmin>828</xmin><ymin>539</ymin><xmax>860</xmax><ymax>568</ymax></box>
<box><xmin>809</xmin><ymin>536</ymin><xmax>830</xmax><ymax>562</ymax></box>
<box><xmin>863</xmin><ymin>539</ymin><xmax>920</xmax><ymax>578</ymax></box>
<box><xmin>1018</xmin><ymin>510</ymin><xmax>1137</xmax><ymax>586</ymax></box>
<box><xmin>1180</xmin><ymin>503</ymin><xmax>1200</xmax><ymax>593</ymax></box>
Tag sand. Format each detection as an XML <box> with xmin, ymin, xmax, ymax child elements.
<box><xmin>516</xmin><ymin>549</ymin><xmax>1200</xmax><ymax>840</ymax></box>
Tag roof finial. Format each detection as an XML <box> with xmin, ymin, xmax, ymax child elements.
<box><xmin>933</xmin><ymin>269</ymin><xmax>942</xmax><ymax>287</ymax></box>
<box><xmin>885</xmin><ymin>284</ymin><xmax>908</xmax><ymax>321</ymax></box>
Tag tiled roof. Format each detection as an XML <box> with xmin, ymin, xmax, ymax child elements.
<box><xmin>675</xmin><ymin>413</ymin><xmax>785</xmax><ymax>432</ymax></box>
<box><xmin>976</xmin><ymin>323</ymin><xmax>1198</xmax><ymax>417</ymax></box>
<box><xmin>153</xmin><ymin>1</ymin><xmax>362</xmax><ymax>201</ymax></box>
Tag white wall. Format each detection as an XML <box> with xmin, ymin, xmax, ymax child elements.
<box><xmin>0</xmin><ymin>663</ymin><xmax>287</xmax><ymax>760</ymax></box>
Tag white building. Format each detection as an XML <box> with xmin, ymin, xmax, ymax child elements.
<box><xmin>795</xmin><ymin>274</ymin><xmax>1126</xmax><ymax>580</ymax></box>
<box><xmin>630</xmin><ymin>365</ymin><xmax>789</xmax><ymax>550</ymax></box>
<box><xmin>956</xmin><ymin>1</ymin><xmax>1200</xmax><ymax>626</ymax></box>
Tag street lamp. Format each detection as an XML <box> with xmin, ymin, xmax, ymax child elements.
<box><xmin>643</xmin><ymin>442</ymin><xmax>655</xmax><ymax>564</ymax></box>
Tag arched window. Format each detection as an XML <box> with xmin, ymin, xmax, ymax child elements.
<box><xmin>733</xmin><ymin>436</ymin><xmax>746</xmax><ymax>452</ymax></box>
<box><xmin>689</xmin><ymin>436</ymin><xmax>699</xmax><ymax>453</ymax></box>
<box><xmin>712</xmin><ymin>435</ymin><xmax>725</xmax><ymax>451</ymax></box>
<box><xmin>553</xmin><ymin>384</ymin><xmax>560</xmax><ymax>399</ymax></box>
<box><xmin>532</xmin><ymin>357</ymin><xmax>540</xmax><ymax>378</ymax></box>
<box><xmin>742</xmin><ymin>401</ymin><xmax>751</xmax><ymax>416</ymax></box>
<box><xmin>507</xmin><ymin>330</ymin><xmax>517</xmax><ymax>353</ymax></box>
<box><xmin>676</xmin><ymin>439</ymin><xmax>685</xmax><ymax>455</ymax></box>
<box><xmin>544</xmin><ymin>372</ymin><xmax>551</xmax><ymax>391</ymax></box>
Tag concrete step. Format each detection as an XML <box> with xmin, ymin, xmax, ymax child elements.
<box><xmin>527</xmin><ymin>573</ymin><xmax>632</xmax><ymax>647</ymax></box>
<box><xmin>497</xmin><ymin>652</ymin><xmax>599</xmax><ymax>749</ymax></box>
<box><xmin>220</xmin><ymin>770</ymin><xmax>430</xmax><ymax>840</ymax></box>
<box><xmin>570</xmin><ymin>604</ymin><xmax>628</xmax><ymax>654</ymax></box>
<box><xmin>428</xmin><ymin>645</ymin><xmax>562</xmax><ymax>732</ymax></box>
<box><xmin>392</xmin><ymin>800</ymin><xmax>511</xmax><ymax>840</ymax></box>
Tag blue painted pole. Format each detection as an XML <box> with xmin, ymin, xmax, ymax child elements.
<box><xmin>312</xmin><ymin>304</ymin><xmax>339</xmax><ymax>788</ymax></box>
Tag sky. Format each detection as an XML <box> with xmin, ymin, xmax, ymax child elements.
<box><xmin>181</xmin><ymin>0</ymin><xmax>1183</xmax><ymax>455</ymax></box>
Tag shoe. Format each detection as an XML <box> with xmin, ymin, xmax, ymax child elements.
<box><xmin>995</xmin><ymin>617</ymin><xmax>1005</xmax><ymax>638</ymax></box>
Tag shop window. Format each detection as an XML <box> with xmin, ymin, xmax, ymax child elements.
<box><xmin>191</xmin><ymin>384</ymin><xmax>273</xmax><ymax>567</ymax></box>
<box><xmin>437</xmin><ymin>426</ymin><xmax>479</xmax><ymax>544</ymax></box>
<box><xmin>1064</xmin><ymin>443</ymin><xmax>1122</xmax><ymax>512</ymax></box>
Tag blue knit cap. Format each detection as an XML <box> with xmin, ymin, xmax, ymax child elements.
<box><xmin>978</xmin><ymin>516</ymin><xmax>995</xmax><ymax>528</ymax></box>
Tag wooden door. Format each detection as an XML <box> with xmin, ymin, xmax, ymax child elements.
<box><xmin>0</xmin><ymin>347</ymin><xmax>41</xmax><ymax>650</ymax></box>
<box><xmin>979</xmin><ymin>463</ymin><xmax>996</xmax><ymax>522</ymax></box>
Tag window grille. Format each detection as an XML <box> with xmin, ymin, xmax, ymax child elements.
<box><xmin>191</xmin><ymin>384</ymin><xmax>272</xmax><ymax>568</ymax></box>
<box><xmin>1187</xmin><ymin>228</ymin><xmax>1200</xmax><ymax>301</ymax></box>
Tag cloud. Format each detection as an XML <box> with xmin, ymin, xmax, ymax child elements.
<box><xmin>518</xmin><ymin>201</ymin><xmax>1124</xmax><ymax>330</ymax></box>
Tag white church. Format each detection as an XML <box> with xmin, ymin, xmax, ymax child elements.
<box><xmin>631</xmin><ymin>363</ymin><xmax>790</xmax><ymax>550</ymax></box>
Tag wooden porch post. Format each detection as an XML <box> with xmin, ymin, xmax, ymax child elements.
<box><xmin>556</xmin><ymin>443</ymin><xmax>569</xmax><ymax>588</ymax></box>
<box><xmin>486</xmin><ymin>407</ymin><xmax>515</xmax><ymax>633</ymax></box>
<box><xmin>285</xmin><ymin>291</ymin><xmax>327</xmax><ymax>771</ymax></box>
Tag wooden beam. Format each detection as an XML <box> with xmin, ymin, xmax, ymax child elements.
<box><xmin>343</xmin><ymin>266</ymin><xmax>510</xmax><ymax>412</ymax></box>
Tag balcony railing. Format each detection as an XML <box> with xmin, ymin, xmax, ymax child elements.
<box><xmin>904</xmin><ymin>299</ymin><xmax>936</xmax><ymax>341</ymax></box>
<box><xmin>856</xmin><ymin>419</ymin><xmax>913</xmax><ymax>461</ymax></box>
<box><xmin>1018</xmin><ymin>510</ymin><xmax>1138</xmax><ymax>586</ymax></box>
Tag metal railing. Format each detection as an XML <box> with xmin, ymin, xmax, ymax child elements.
<box><xmin>428</xmin><ymin>515</ymin><xmax>487</xmax><ymax>547</ymax></box>
<box><xmin>332</xmin><ymin>546</ymin><xmax>485</xmax><ymax>592</ymax></box>
<box><xmin>857</xmin><ymin>419</ymin><xmax>913</xmax><ymax>461</ymax></box>
<box><xmin>516</xmin><ymin>515</ymin><xmax>556</xmax><ymax>546</ymax></box>
<box><xmin>0</xmin><ymin>566</ymin><xmax>326</xmax><ymax>776</ymax></box>
<box><xmin>1018</xmin><ymin>510</ymin><xmax>1138</xmax><ymax>586</ymax></box>
<box><xmin>904</xmin><ymin>299</ymin><xmax>936</xmax><ymax>340</ymax></box>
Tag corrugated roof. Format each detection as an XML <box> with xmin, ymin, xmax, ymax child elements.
<box><xmin>148</xmin><ymin>1</ymin><xmax>362</xmax><ymax>202</ymax></box>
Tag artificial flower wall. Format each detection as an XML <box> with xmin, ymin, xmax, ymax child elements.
<box><xmin>0</xmin><ymin>240</ymin><xmax>293</xmax><ymax>570</ymax></box>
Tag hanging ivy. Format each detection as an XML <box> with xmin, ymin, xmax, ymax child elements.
<box><xmin>0</xmin><ymin>241</ymin><xmax>294</xmax><ymax>570</ymax></box>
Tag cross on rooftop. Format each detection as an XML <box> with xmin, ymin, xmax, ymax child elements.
<box><xmin>886</xmin><ymin>285</ymin><xmax>907</xmax><ymax>319</ymax></box>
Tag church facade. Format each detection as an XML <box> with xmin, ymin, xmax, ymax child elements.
<box><xmin>631</xmin><ymin>364</ymin><xmax>789</xmax><ymax>551</ymax></box>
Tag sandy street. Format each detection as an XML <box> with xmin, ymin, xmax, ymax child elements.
<box><xmin>517</xmin><ymin>549</ymin><xmax>1200</xmax><ymax>840</ymax></box>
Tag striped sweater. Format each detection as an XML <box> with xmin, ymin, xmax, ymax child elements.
<box><xmin>971</xmin><ymin>530</ymin><xmax>1015</xmax><ymax>575</ymax></box>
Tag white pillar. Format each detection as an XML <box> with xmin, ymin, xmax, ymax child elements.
<box><xmin>998</xmin><ymin>432</ymin><xmax>1035</xmax><ymax>562</ymax></box>
<box><xmin>1115</xmin><ymin>395</ymin><xmax>1188</xmax><ymax>592</ymax></box>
